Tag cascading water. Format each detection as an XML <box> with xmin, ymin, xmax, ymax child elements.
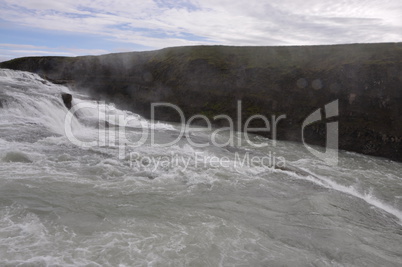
<box><xmin>0</xmin><ymin>69</ymin><xmax>401</xmax><ymax>266</ymax></box>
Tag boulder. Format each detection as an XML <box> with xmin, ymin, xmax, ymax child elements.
<box><xmin>61</xmin><ymin>93</ymin><xmax>72</xmax><ymax>110</ymax></box>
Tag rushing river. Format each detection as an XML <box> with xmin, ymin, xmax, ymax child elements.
<box><xmin>0</xmin><ymin>69</ymin><xmax>401</xmax><ymax>266</ymax></box>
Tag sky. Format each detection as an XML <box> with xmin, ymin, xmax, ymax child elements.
<box><xmin>0</xmin><ymin>0</ymin><xmax>401</xmax><ymax>62</ymax></box>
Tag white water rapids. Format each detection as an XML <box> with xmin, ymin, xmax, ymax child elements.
<box><xmin>0</xmin><ymin>69</ymin><xmax>401</xmax><ymax>266</ymax></box>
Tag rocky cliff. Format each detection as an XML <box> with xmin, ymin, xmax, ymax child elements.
<box><xmin>1</xmin><ymin>43</ymin><xmax>401</xmax><ymax>161</ymax></box>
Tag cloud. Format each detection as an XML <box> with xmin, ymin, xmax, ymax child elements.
<box><xmin>0</xmin><ymin>55</ymin><xmax>13</xmax><ymax>63</ymax></box>
<box><xmin>0</xmin><ymin>43</ymin><xmax>109</xmax><ymax>59</ymax></box>
<box><xmin>0</xmin><ymin>0</ymin><xmax>401</xmax><ymax>59</ymax></box>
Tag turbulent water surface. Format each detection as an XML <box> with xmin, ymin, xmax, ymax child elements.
<box><xmin>0</xmin><ymin>69</ymin><xmax>401</xmax><ymax>266</ymax></box>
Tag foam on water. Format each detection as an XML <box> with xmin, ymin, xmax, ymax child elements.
<box><xmin>281</xmin><ymin>166</ymin><xmax>402</xmax><ymax>225</ymax></box>
<box><xmin>2</xmin><ymin>151</ymin><xmax>33</xmax><ymax>163</ymax></box>
<box><xmin>1</xmin><ymin>69</ymin><xmax>402</xmax><ymax>266</ymax></box>
<box><xmin>0</xmin><ymin>69</ymin><xmax>84</xmax><ymax>137</ymax></box>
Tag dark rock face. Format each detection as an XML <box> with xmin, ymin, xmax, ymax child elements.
<box><xmin>0</xmin><ymin>99</ymin><xmax>3</xmax><ymax>108</ymax></box>
<box><xmin>61</xmin><ymin>93</ymin><xmax>72</xmax><ymax>110</ymax></box>
<box><xmin>1</xmin><ymin>43</ymin><xmax>401</xmax><ymax>161</ymax></box>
